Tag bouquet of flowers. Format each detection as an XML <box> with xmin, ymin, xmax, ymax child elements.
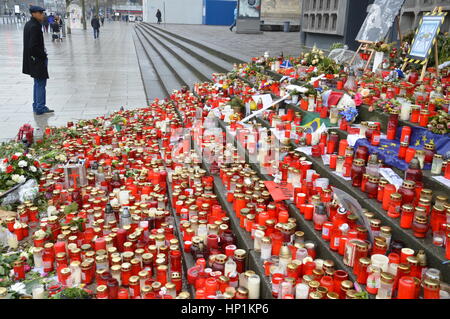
<box><xmin>370</xmin><ymin>41</ymin><xmax>394</xmax><ymax>53</ymax></box>
<box><xmin>0</xmin><ymin>153</ymin><xmax>42</xmax><ymax>191</ymax></box>
<box><xmin>428</xmin><ymin>110</ymin><xmax>450</xmax><ymax>135</ymax></box>
<box><xmin>371</xmin><ymin>98</ymin><xmax>401</xmax><ymax>113</ymax></box>
<box><xmin>339</xmin><ymin>106</ymin><xmax>359</xmax><ymax>123</ymax></box>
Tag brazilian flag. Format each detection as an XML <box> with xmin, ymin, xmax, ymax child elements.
<box><xmin>300</xmin><ymin>113</ymin><xmax>332</xmax><ymax>133</ymax></box>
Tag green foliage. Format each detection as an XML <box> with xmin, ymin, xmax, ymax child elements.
<box><xmin>51</xmin><ymin>287</ymin><xmax>92</xmax><ymax>299</ymax></box>
<box><xmin>354</xmin><ymin>291</ymin><xmax>369</xmax><ymax>299</ymax></box>
<box><xmin>329</xmin><ymin>42</ymin><xmax>344</xmax><ymax>51</ymax></box>
<box><xmin>63</xmin><ymin>202</ymin><xmax>78</xmax><ymax>215</ymax></box>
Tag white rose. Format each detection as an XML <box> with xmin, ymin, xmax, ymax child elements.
<box><xmin>11</xmin><ymin>174</ymin><xmax>20</xmax><ymax>183</ymax></box>
<box><xmin>17</xmin><ymin>175</ymin><xmax>26</xmax><ymax>184</ymax></box>
<box><xmin>29</xmin><ymin>166</ymin><xmax>37</xmax><ymax>172</ymax></box>
<box><xmin>18</xmin><ymin>160</ymin><xmax>28</xmax><ymax>168</ymax></box>
<box><xmin>10</xmin><ymin>282</ymin><xmax>26</xmax><ymax>295</ymax></box>
<box><xmin>14</xmin><ymin>152</ymin><xmax>22</xmax><ymax>157</ymax></box>
<box><xmin>26</xmin><ymin>154</ymin><xmax>32</xmax><ymax>159</ymax></box>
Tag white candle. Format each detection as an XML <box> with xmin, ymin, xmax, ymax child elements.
<box><xmin>248</xmin><ymin>274</ymin><xmax>260</xmax><ymax>299</ymax></box>
<box><xmin>118</xmin><ymin>190</ymin><xmax>129</xmax><ymax>205</ymax></box>
<box><xmin>70</xmin><ymin>261</ymin><xmax>82</xmax><ymax>287</ymax></box>
<box><xmin>253</xmin><ymin>230</ymin><xmax>265</xmax><ymax>252</ymax></box>
<box><xmin>260</xmin><ymin>237</ymin><xmax>272</xmax><ymax>260</ymax></box>
<box><xmin>33</xmin><ymin>247</ymin><xmax>43</xmax><ymax>268</ymax></box>
<box><xmin>224</xmin><ymin>258</ymin><xmax>237</xmax><ymax>277</ymax></box>
<box><xmin>295</xmin><ymin>283</ymin><xmax>309</xmax><ymax>299</ymax></box>
<box><xmin>400</xmin><ymin>101</ymin><xmax>412</xmax><ymax>121</ymax></box>
<box><xmin>32</xmin><ymin>286</ymin><xmax>45</xmax><ymax>299</ymax></box>
<box><xmin>7</xmin><ymin>232</ymin><xmax>18</xmax><ymax>249</ymax></box>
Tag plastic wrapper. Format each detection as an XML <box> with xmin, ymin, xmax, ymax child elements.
<box><xmin>328</xmin><ymin>48</ymin><xmax>365</xmax><ymax>73</ymax></box>
<box><xmin>1</xmin><ymin>179</ymin><xmax>38</xmax><ymax>206</ymax></box>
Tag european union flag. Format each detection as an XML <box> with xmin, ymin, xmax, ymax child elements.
<box><xmin>354</xmin><ymin>125</ymin><xmax>450</xmax><ymax>171</ymax></box>
<box><xmin>280</xmin><ymin>60</ymin><xmax>293</xmax><ymax>68</ymax></box>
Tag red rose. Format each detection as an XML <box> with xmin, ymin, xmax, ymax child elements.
<box><xmin>6</xmin><ymin>165</ymin><xmax>13</xmax><ymax>173</ymax></box>
<box><xmin>11</xmin><ymin>155</ymin><xmax>18</xmax><ymax>160</ymax></box>
<box><xmin>2</xmin><ymin>158</ymin><xmax>7</xmax><ymax>163</ymax></box>
<box><xmin>34</xmin><ymin>161</ymin><xmax>40</xmax><ymax>168</ymax></box>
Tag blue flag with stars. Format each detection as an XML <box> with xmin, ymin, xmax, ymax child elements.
<box><xmin>354</xmin><ymin>125</ymin><xmax>450</xmax><ymax>171</ymax></box>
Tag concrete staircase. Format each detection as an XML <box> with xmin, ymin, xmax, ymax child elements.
<box><xmin>133</xmin><ymin>22</ymin><xmax>247</xmax><ymax>101</ymax></box>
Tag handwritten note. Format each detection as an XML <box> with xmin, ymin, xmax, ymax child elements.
<box><xmin>379</xmin><ymin>168</ymin><xmax>403</xmax><ymax>190</ymax></box>
<box><xmin>264</xmin><ymin>181</ymin><xmax>294</xmax><ymax>202</ymax></box>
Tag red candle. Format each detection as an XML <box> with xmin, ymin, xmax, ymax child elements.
<box><xmin>397</xmin><ymin>276</ymin><xmax>416</xmax><ymax>299</ymax></box>
<box><xmin>338</xmin><ymin>140</ymin><xmax>348</xmax><ymax>156</ymax></box>
<box><xmin>304</xmin><ymin>204</ymin><xmax>314</xmax><ymax>220</ymax></box>
<box><xmin>404</xmin><ymin>148</ymin><xmax>416</xmax><ymax>163</ymax></box>
<box><xmin>94</xmin><ymin>237</ymin><xmax>106</xmax><ymax>251</ymax></box>
<box><xmin>382</xmin><ymin>184</ymin><xmax>396</xmax><ymax>210</ymax></box>
<box><xmin>330</xmin><ymin>154</ymin><xmax>337</xmax><ymax>169</ymax></box>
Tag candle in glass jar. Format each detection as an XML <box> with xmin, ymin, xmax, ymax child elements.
<box><xmin>32</xmin><ymin>285</ymin><xmax>46</xmax><ymax>299</ymax></box>
<box><xmin>247</xmin><ymin>274</ymin><xmax>260</xmax><ymax>299</ymax></box>
<box><xmin>260</xmin><ymin>237</ymin><xmax>272</xmax><ymax>260</ymax></box>
<box><xmin>431</xmin><ymin>154</ymin><xmax>443</xmax><ymax>175</ymax></box>
<box><xmin>397</xmin><ymin>276</ymin><xmax>416</xmax><ymax>299</ymax></box>
<box><xmin>295</xmin><ymin>283</ymin><xmax>309</xmax><ymax>299</ymax></box>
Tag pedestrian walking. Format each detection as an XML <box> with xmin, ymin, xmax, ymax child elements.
<box><xmin>229</xmin><ymin>6</ymin><xmax>237</xmax><ymax>32</ymax></box>
<box><xmin>91</xmin><ymin>15</ymin><xmax>101</xmax><ymax>39</ymax></box>
<box><xmin>52</xmin><ymin>16</ymin><xmax>62</xmax><ymax>42</ymax></box>
<box><xmin>100</xmin><ymin>15</ymin><xmax>104</xmax><ymax>26</ymax></box>
<box><xmin>22</xmin><ymin>6</ymin><xmax>54</xmax><ymax>115</ymax></box>
<box><xmin>48</xmin><ymin>13</ymin><xmax>55</xmax><ymax>32</ymax></box>
<box><xmin>43</xmin><ymin>13</ymin><xmax>49</xmax><ymax>32</ymax></box>
<box><xmin>156</xmin><ymin>9</ymin><xmax>162</xmax><ymax>24</ymax></box>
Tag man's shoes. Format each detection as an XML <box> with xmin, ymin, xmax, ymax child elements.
<box><xmin>229</xmin><ymin>27</ymin><xmax>233</xmax><ymax>32</ymax></box>
<box><xmin>35</xmin><ymin>108</ymin><xmax>55</xmax><ymax>115</ymax></box>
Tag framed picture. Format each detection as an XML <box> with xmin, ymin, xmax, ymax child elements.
<box><xmin>356</xmin><ymin>0</ymin><xmax>406</xmax><ymax>43</ymax></box>
<box><xmin>407</xmin><ymin>13</ymin><xmax>446</xmax><ymax>62</ymax></box>
<box><xmin>238</xmin><ymin>0</ymin><xmax>261</xmax><ymax>19</ymax></box>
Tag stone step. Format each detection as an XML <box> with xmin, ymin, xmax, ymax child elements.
<box><xmin>134</xmin><ymin>25</ymin><xmax>191</xmax><ymax>95</ymax></box>
<box><xmin>143</xmin><ymin>23</ymin><xmax>234</xmax><ymax>74</ymax></box>
<box><xmin>132</xmin><ymin>31</ymin><xmax>166</xmax><ymax>101</ymax></box>
<box><xmin>136</xmin><ymin>24</ymin><xmax>208</xmax><ymax>88</ymax></box>
<box><xmin>144</xmin><ymin>23</ymin><xmax>248</xmax><ymax>64</ymax></box>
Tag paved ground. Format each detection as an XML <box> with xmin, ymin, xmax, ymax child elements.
<box><xmin>0</xmin><ymin>21</ymin><xmax>146</xmax><ymax>141</ymax></box>
<box><xmin>148</xmin><ymin>23</ymin><xmax>302</xmax><ymax>61</ymax></box>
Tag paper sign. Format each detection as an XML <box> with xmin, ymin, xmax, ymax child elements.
<box><xmin>264</xmin><ymin>181</ymin><xmax>294</xmax><ymax>202</ymax></box>
<box><xmin>379</xmin><ymin>168</ymin><xmax>403</xmax><ymax>190</ymax></box>
<box><xmin>346</xmin><ymin>134</ymin><xmax>361</xmax><ymax>147</ymax></box>
<box><xmin>252</xmin><ymin>94</ymin><xmax>273</xmax><ymax>109</ymax></box>
<box><xmin>432</xmin><ymin>176</ymin><xmax>450</xmax><ymax>188</ymax></box>
<box><xmin>286</xmin><ymin>85</ymin><xmax>309</xmax><ymax>93</ymax></box>
<box><xmin>322</xmin><ymin>154</ymin><xmax>330</xmax><ymax>166</ymax></box>
<box><xmin>239</xmin><ymin>95</ymin><xmax>290</xmax><ymax>123</ymax></box>
<box><xmin>295</xmin><ymin>146</ymin><xmax>312</xmax><ymax>156</ymax></box>
<box><xmin>332</xmin><ymin>171</ymin><xmax>352</xmax><ymax>181</ymax></box>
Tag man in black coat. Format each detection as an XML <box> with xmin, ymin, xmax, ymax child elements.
<box><xmin>91</xmin><ymin>15</ymin><xmax>100</xmax><ymax>39</ymax></box>
<box><xmin>22</xmin><ymin>6</ymin><xmax>54</xmax><ymax>115</ymax></box>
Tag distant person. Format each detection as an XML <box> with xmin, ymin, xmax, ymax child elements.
<box><xmin>52</xmin><ymin>16</ymin><xmax>61</xmax><ymax>41</ymax></box>
<box><xmin>48</xmin><ymin>13</ymin><xmax>55</xmax><ymax>32</ymax></box>
<box><xmin>229</xmin><ymin>6</ymin><xmax>237</xmax><ymax>32</ymax></box>
<box><xmin>100</xmin><ymin>15</ymin><xmax>104</xmax><ymax>26</ymax></box>
<box><xmin>42</xmin><ymin>13</ymin><xmax>49</xmax><ymax>32</ymax></box>
<box><xmin>23</xmin><ymin>6</ymin><xmax>54</xmax><ymax>115</ymax></box>
<box><xmin>91</xmin><ymin>15</ymin><xmax>100</xmax><ymax>39</ymax></box>
<box><xmin>156</xmin><ymin>9</ymin><xmax>162</xmax><ymax>24</ymax></box>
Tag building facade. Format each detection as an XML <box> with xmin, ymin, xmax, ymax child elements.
<box><xmin>299</xmin><ymin>0</ymin><xmax>372</xmax><ymax>50</ymax></box>
<box><xmin>299</xmin><ymin>0</ymin><xmax>450</xmax><ymax>50</ymax></box>
<box><xmin>399</xmin><ymin>0</ymin><xmax>450</xmax><ymax>35</ymax></box>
